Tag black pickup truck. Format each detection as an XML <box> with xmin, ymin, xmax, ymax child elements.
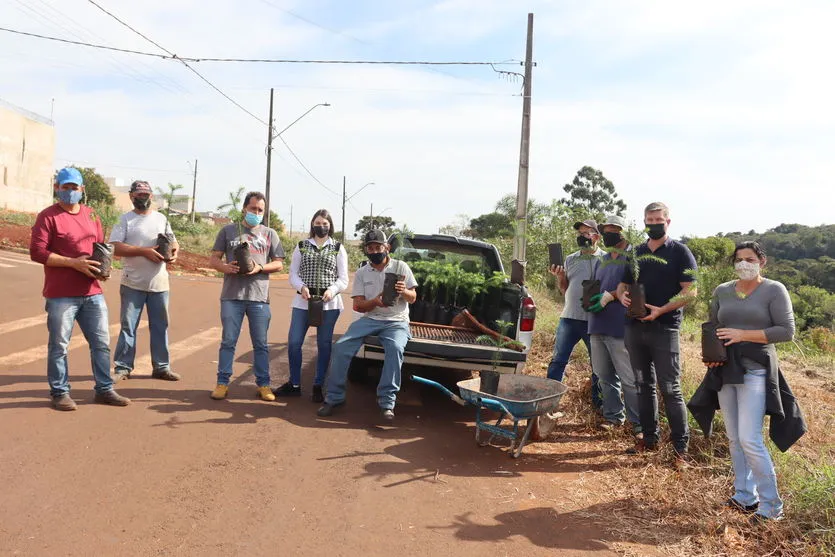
<box><xmin>347</xmin><ymin>234</ymin><xmax>536</xmax><ymax>380</ymax></box>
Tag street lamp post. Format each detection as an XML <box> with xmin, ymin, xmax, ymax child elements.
<box><xmin>263</xmin><ymin>88</ymin><xmax>330</xmax><ymax>228</ymax></box>
<box><xmin>342</xmin><ymin>178</ymin><xmax>375</xmax><ymax>241</ymax></box>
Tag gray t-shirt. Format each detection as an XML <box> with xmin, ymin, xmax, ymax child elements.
<box><xmin>560</xmin><ymin>248</ymin><xmax>604</xmax><ymax>321</ymax></box>
<box><xmin>109</xmin><ymin>210</ymin><xmax>175</xmax><ymax>292</ymax></box>
<box><xmin>212</xmin><ymin>223</ymin><xmax>285</xmax><ymax>303</ymax></box>
<box><xmin>351</xmin><ymin>258</ymin><xmax>417</xmax><ymax>322</ymax></box>
<box><xmin>710</xmin><ymin>278</ymin><xmax>795</xmax><ymax>370</ymax></box>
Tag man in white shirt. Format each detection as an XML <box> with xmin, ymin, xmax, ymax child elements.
<box><xmin>317</xmin><ymin>229</ymin><xmax>417</xmax><ymax>421</ymax></box>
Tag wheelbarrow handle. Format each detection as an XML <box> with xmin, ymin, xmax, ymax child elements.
<box><xmin>410</xmin><ymin>375</ymin><xmax>467</xmax><ymax>406</ymax></box>
<box><xmin>477</xmin><ymin>396</ymin><xmax>515</xmax><ymax>419</ymax></box>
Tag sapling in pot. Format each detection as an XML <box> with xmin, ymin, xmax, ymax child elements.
<box><xmin>234</xmin><ymin>222</ymin><xmax>255</xmax><ymax>274</ymax></box>
<box><xmin>155</xmin><ymin>233</ymin><xmax>175</xmax><ymax>262</ymax></box>
<box><xmin>476</xmin><ymin>320</ymin><xmax>516</xmax><ymax>395</ymax></box>
<box><xmin>88</xmin><ymin>202</ymin><xmax>119</xmax><ymax>279</ymax></box>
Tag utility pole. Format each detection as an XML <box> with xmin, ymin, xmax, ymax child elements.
<box><xmin>341</xmin><ymin>176</ymin><xmax>346</xmax><ymax>241</ymax></box>
<box><xmin>512</xmin><ymin>13</ymin><xmax>534</xmax><ymax>268</ymax></box>
<box><xmin>190</xmin><ymin>158</ymin><xmax>198</xmax><ymax>223</ymax></box>
<box><xmin>289</xmin><ymin>204</ymin><xmax>293</xmax><ymax>237</ymax></box>
<box><xmin>264</xmin><ymin>88</ymin><xmax>275</xmax><ymax>228</ymax></box>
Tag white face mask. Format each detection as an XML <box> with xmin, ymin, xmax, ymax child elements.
<box><xmin>734</xmin><ymin>260</ymin><xmax>760</xmax><ymax>281</ymax></box>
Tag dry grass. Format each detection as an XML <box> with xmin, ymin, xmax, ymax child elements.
<box><xmin>526</xmin><ymin>286</ymin><xmax>835</xmax><ymax>556</ymax></box>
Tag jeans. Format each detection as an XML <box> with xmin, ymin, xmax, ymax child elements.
<box><xmin>590</xmin><ymin>334</ymin><xmax>640</xmax><ymax>430</ymax></box>
<box><xmin>218</xmin><ymin>300</ymin><xmax>272</xmax><ymax>387</ymax></box>
<box><xmin>45</xmin><ymin>294</ymin><xmax>114</xmax><ymax>397</ymax></box>
<box><xmin>546</xmin><ymin>317</ymin><xmax>601</xmax><ymax>407</ymax></box>
<box><xmin>624</xmin><ymin>321</ymin><xmax>689</xmax><ymax>452</ymax></box>
<box><xmin>113</xmin><ymin>285</ymin><xmax>170</xmax><ymax>373</ymax></box>
<box><xmin>718</xmin><ymin>369</ymin><xmax>783</xmax><ymax>519</ymax></box>
<box><xmin>325</xmin><ymin>317</ymin><xmax>411</xmax><ymax>410</ymax></box>
<box><xmin>288</xmin><ymin>307</ymin><xmax>341</xmax><ymax>386</ymax></box>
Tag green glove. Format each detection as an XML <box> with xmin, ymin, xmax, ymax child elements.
<box><xmin>589</xmin><ymin>293</ymin><xmax>603</xmax><ymax>304</ymax></box>
<box><xmin>588</xmin><ymin>301</ymin><xmax>605</xmax><ymax>313</ymax></box>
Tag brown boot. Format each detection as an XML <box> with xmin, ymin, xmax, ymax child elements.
<box><xmin>51</xmin><ymin>394</ymin><xmax>77</xmax><ymax>411</ymax></box>
<box><xmin>94</xmin><ymin>389</ymin><xmax>131</xmax><ymax>406</ymax></box>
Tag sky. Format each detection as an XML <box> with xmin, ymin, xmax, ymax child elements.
<box><xmin>1</xmin><ymin>0</ymin><xmax>833</xmax><ymax>238</ymax></box>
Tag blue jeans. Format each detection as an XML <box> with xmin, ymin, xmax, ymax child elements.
<box><xmin>218</xmin><ymin>300</ymin><xmax>272</xmax><ymax>387</ymax></box>
<box><xmin>45</xmin><ymin>294</ymin><xmax>114</xmax><ymax>397</ymax></box>
<box><xmin>325</xmin><ymin>317</ymin><xmax>411</xmax><ymax>410</ymax></box>
<box><xmin>718</xmin><ymin>368</ymin><xmax>783</xmax><ymax>519</ymax></box>
<box><xmin>590</xmin><ymin>334</ymin><xmax>640</xmax><ymax>430</ymax></box>
<box><xmin>114</xmin><ymin>285</ymin><xmax>170</xmax><ymax>373</ymax></box>
<box><xmin>288</xmin><ymin>307</ymin><xmax>341</xmax><ymax>386</ymax></box>
<box><xmin>546</xmin><ymin>317</ymin><xmax>601</xmax><ymax>407</ymax></box>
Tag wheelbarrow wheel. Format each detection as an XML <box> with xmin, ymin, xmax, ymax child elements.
<box><xmin>529</xmin><ymin>411</ymin><xmax>562</xmax><ymax>441</ymax></box>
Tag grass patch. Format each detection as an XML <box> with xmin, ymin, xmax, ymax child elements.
<box><xmin>0</xmin><ymin>209</ymin><xmax>35</xmax><ymax>226</ymax></box>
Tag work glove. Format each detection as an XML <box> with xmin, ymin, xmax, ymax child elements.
<box><xmin>588</xmin><ymin>291</ymin><xmax>615</xmax><ymax>313</ymax></box>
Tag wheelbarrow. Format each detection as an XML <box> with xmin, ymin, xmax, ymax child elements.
<box><xmin>411</xmin><ymin>374</ymin><xmax>568</xmax><ymax>458</ymax></box>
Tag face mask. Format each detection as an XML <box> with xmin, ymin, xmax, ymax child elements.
<box><xmin>734</xmin><ymin>260</ymin><xmax>760</xmax><ymax>281</ymax></box>
<box><xmin>313</xmin><ymin>225</ymin><xmax>329</xmax><ymax>238</ymax></box>
<box><xmin>57</xmin><ymin>189</ymin><xmax>83</xmax><ymax>205</ymax></box>
<box><xmin>368</xmin><ymin>251</ymin><xmax>387</xmax><ymax>265</ymax></box>
<box><xmin>576</xmin><ymin>235</ymin><xmax>593</xmax><ymax>248</ymax></box>
<box><xmin>132</xmin><ymin>197</ymin><xmax>151</xmax><ymax>210</ymax></box>
<box><xmin>602</xmin><ymin>231</ymin><xmax>623</xmax><ymax>248</ymax></box>
<box><xmin>646</xmin><ymin>223</ymin><xmax>666</xmax><ymax>240</ymax></box>
<box><xmin>244</xmin><ymin>211</ymin><xmax>262</xmax><ymax>227</ymax></box>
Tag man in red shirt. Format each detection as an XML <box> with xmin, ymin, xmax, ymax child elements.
<box><xmin>29</xmin><ymin>167</ymin><xmax>130</xmax><ymax>411</ymax></box>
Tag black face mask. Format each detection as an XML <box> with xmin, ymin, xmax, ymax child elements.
<box><xmin>368</xmin><ymin>251</ymin><xmax>387</xmax><ymax>265</ymax></box>
<box><xmin>576</xmin><ymin>235</ymin><xmax>593</xmax><ymax>248</ymax></box>
<box><xmin>313</xmin><ymin>225</ymin><xmax>329</xmax><ymax>238</ymax></box>
<box><xmin>602</xmin><ymin>231</ymin><xmax>623</xmax><ymax>248</ymax></box>
<box><xmin>132</xmin><ymin>197</ymin><xmax>151</xmax><ymax>210</ymax></box>
<box><xmin>646</xmin><ymin>223</ymin><xmax>666</xmax><ymax>240</ymax></box>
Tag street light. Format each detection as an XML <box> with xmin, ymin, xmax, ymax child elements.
<box><xmin>275</xmin><ymin>103</ymin><xmax>331</xmax><ymax>138</ymax></box>
<box><xmin>186</xmin><ymin>159</ymin><xmax>197</xmax><ymax>223</ymax></box>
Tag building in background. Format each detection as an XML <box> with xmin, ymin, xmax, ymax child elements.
<box><xmin>0</xmin><ymin>99</ymin><xmax>55</xmax><ymax>213</ymax></box>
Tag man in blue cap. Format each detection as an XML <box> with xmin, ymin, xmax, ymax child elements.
<box><xmin>29</xmin><ymin>167</ymin><xmax>130</xmax><ymax>411</ymax></box>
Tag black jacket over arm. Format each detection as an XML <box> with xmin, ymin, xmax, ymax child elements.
<box><xmin>687</xmin><ymin>342</ymin><xmax>806</xmax><ymax>452</ymax></box>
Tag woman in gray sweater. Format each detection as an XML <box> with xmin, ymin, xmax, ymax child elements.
<box><xmin>705</xmin><ymin>241</ymin><xmax>795</xmax><ymax>521</ymax></box>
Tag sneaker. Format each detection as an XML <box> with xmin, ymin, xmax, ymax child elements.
<box><xmin>598</xmin><ymin>421</ymin><xmax>617</xmax><ymax>431</ymax></box>
<box><xmin>625</xmin><ymin>439</ymin><xmax>658</xmax><ymax>455</ymax></box>
<box><xmin>112</xmin><ymin>368</ymin><xmax>130</xmax><ymax>381</ymax></box>
<box><xmin>51</xmin><ymin>394</ymin><xmax>77</xmax><ymax>411</ymax></box>
<box><xmin>726</xmin><ymin>498</ymin><xmax>759</xmax><ymax>514</ymax></box>
<box><xmin>257</xmin><ymin>386</ymin><xmax>276</xmax><ymax>402</ymax></box>
<box><xmin>151</xmin><ymin>369</ymin><xmax>181</xmax><ymax>381</ymax></box>
<box><xmin>750</xmin><ymin>512</ymin><xmax>783</xmax><ymax>525</ymax></box>
<box><xmin>317</xmin><ymin>401</ymin><xmax>344</xmax><ymax>417</ymax></box>
<box><xmin>311</xmin><ymin>385</ymin><xmax>324</xmax><ymax>403</ymax></box>
<box><xmin>381</xmin><ymin>408</ymin><xmax>395</xmax><ymax>422</ymax></box>
<box><xmin>210</xmin><ymin>384</ymin><xmax>229</xmax><ymax>400</ymax></box>
<box><xmin>94</xmin><ymin>389</ymin><xmax>131</xmax><ymax>406</ymax></box>
<box><xmin>272</xmin><ymin>382</ymin><xmax>301</xmax><ymax>397</ymax></box>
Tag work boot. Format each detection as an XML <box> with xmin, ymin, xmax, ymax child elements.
<box><xmin>112</xmin><ymin>368</ymin><xmax>130</xmax><ymax>381</ymax></box>
<box><xmin>94</xmin><ymin>389</ymin><xmax>131</xmax><ymax>406</ymax></box>
<box><xmin>272</xmin><ymin>382</ymin><xmax>301</xmax><ymax>397</ymax></box>
<box><xmin>726</xmin><ymin>498</ymin><xmax>759</xmax><ymax>514</ymax></box>
<box><xmin>257</xmin><ymin>386</ymin><xmax>276</xmax><ymax>402</ymax></box>
<box><xmin>625</xmin><ymin>438</ymin><xmax>658</xmax><ymax>455</ymax></box>
<box><xmin>317</xmin><ymin>401</ymin><xmax>344</xmax><ymax>417</ymax></box>
<box><xmin>380</xmin><ymin>408</ymin><xmax>395</xmax><ymax>422</ymax></box>
<box><xmin>151</xmin><ymin>369</ymin><xmax>181</xmax><ymax>381</ymax></box>
<box><xmin>210</xmin><ymin>384</ymin><xmax>229</xmax><ymax>400</ymax></box>
<box><xmin>51</xmin><ymin>394</ymin><xmax>77</xmax><ymax>411</ymax></box>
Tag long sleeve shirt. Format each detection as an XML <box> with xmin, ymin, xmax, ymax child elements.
<box><xmin>289</xmin><ymin>238</ymin><xmax>349</xmax><ymax>311</ymax></box>
<box><xmin>30</xmin><ymin>204</ymin><xmax>104</xmax><ymax>299</ymax></box>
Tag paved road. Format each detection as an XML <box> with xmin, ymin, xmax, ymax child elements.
<box><xmin>0</xmin><ymin>251</ymin><xmax>617</xmax><ymax>557</ymax></box>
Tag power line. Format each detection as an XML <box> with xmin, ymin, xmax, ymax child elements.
<box><xmin>257</xmin><ymin>0</ymin><xmax>369</xmax><ymax>45</ymax></box>
<box><xmin>275</xmin><ymin>136</ymin><xmax>339</xmax><ymax>197</ymax></box>
<box><xmin>0</xmin><ymin>26</ymin><xmax>521</xmax><ymax>66</ymax></box>
<box><xmin>83</xmin><ymin>1</ymin><xmax>267</xmax><ymax>125</ymax></box>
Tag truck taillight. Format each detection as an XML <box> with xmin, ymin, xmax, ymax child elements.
<box><xmin>520</xmin><ymin>296</ymin><xmax>536</xmax><ymax>332</ymax></box>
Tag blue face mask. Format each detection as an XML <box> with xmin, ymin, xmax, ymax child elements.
<box><xmin>57</xmin><ymin>188</ymin><xmax>83</xmax><ymax>205</ymax></box>
<box><xmin>244</xmin><ymin>211</ymin><xmax>262</xmax><ymax>227</ymax></box>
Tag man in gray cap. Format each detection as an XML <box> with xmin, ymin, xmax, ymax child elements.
<box><xmin>317</xmin><ymin>229</ymin><xmax>418</xmax><ymax>421</ymax></box>
<box><xmin>547</xmin><ymin>219</ymin><xmax>604</xmax><ymax>407</ymax></box>
<box><xmin>586</xmin><ymin>215</ymin><xmax>640</xmax><ymax>435</ymax></box>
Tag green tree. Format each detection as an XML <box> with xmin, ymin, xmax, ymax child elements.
<box><xmin>465</xmin><ymin>212</ymin><xmax>513</xmax><ymax>239</ymax></box>
<box><xmin>494</xmin><ymin>194</ymin><xmax>551</xmax><ymax>228</ymax></box>
<box><xmin>217</xmin><ymin>186</ymin><xmax>246</xmax><ymax>222</ymax></box>
<box><xmin>155</xmin><ymin>183</ymin><xmax>184</xmax><ymax>218</ymax></box>
<box><xmin>683</xmin><ymin>236</ymin><xmax>735</xmax><ymax>267</ymax></box>
<box><xmin>355</xmin><ymin>215</ymin><xmax>396</xmax><ymax>236</ymax></box>
<box><xmin>55</xmin><ymin>166</ymin><xmax>115</xmax><ymax>205</ymax></box>
<box><xmin>790</xmin><ymin>286</ymin><xmax>835</xmax><ymax>330</ymax></box>
<box><xmin>561</xmin><ymin>166</ymin><xmax>626</xmax><ymax>221</ymax></box>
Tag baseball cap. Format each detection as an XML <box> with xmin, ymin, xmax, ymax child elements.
<box><xmin>130</xmin><ymin>180</ymin><xmax>153</xmax><ymax>194</ymax></box>
<box><xmin>364</xmin><ymin>229</ymin><xmax>388</xmax><ymax>245</ymax></box>
<box><xmin>56</xmin><ymin>167</ymin><xmax>83</xmax><ymax>186</ymax></box>
<box><xmin>601</xmin><ymin>214</ymin><xmax>627</xmax><ymax>230</ymax></box>
<box><xmin>573</xmin><ymin>219</ymin><xmax>599</xmax><ymax>234</ymax></box>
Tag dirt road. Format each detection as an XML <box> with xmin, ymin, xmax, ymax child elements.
<box><xmin>0</xmin><ymin>250</ymin><xmax>620</xmax><ymax>557</ymax></box>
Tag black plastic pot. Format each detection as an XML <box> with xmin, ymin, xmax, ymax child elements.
<box><xmin>90</xmin><ymin>242</ymin><xmax>113</xmax><ymax>279</ymax></box>
<box><xmin>308</xmin><ymin>296</ymin><xmax>324</xmax><ymax>327</ymax></box>
<box><xmin>155</xmin><ymin>233</ymin><xmax>173</xmax><ymax>261</ymax></box>
<box><xmin>410</xmin><ymin>300</ymin><xmax>427</xmax><ymax>323</ymax></box>
<box><xmin>382</xmin><ymin>273</ymin><xmax>405</xmax><ymax>306</ymax></box>
<box><xmin>479</xmin><ymin>370</ymin><xmax>500</xmax><ymax>395</ymax></box>
<box><xmin>626</xmin><ymin>283</ymin><xmax>648</xmax><ymax>319</ymax></box>
<box><xmin>548</xmin><ymin>243</ymin><xmax>564</xmax><ymax>267</ymax></box>
<box><xmin>701</xmin><ymin>321</ymin><xmax>728</xmax><ymax>363</ymax></box>
<box><xmin>234</xmin><ymin>242</ymin><xmax>255</xmax><ymax>274</ymax></box>
<box><xmin>582</xmin><ymin>279</ymin><xmax>601</xmax><ymax>311</ymax></box>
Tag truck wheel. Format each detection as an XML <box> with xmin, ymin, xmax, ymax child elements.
<box><xmin>347</xmin><ymin>359</ymin><xmax>369</xmax><ymax>383</ymax></box>
<box><xmin>529</xmin><ymin>411</ymin><xmax>561</xmax><ymax>441</ymax></box>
